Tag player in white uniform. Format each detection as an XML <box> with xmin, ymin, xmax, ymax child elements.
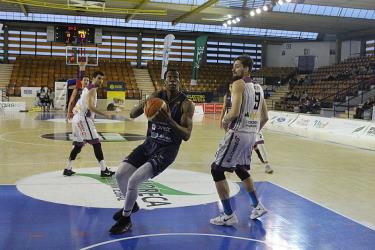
<box><xmin>210</xmin><ymin>55</ymin><xmax>269</xmax><ymax>226</ymax></box>
<box><xmin>253</xmin><ymin>83</ymin><xmax>273</xmax><ymax>174</ymax></box>
<box><xmin>63</xmin><ymin>71</ymin><xmax>115</xmax><ymax>177</ymax></box>
<box><xmin>221</xmin><ymin>83</ymin><xmax>273</xmax><ymax>174</ymax></box>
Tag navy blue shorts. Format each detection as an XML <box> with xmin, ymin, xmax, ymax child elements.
<box><xmin>124</xmin><ymin>139</ymin><xmax>180</xmax><ymax>177</ymax></box>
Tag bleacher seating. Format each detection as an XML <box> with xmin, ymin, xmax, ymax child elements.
<box><xmin>7</xmin><ymin>56</ymin><xmax>139</xmax><ymax>99</ymax></box>
<box><xmin>275</xmin><ymin>55</ymin><xmax>375</xmax><ymax>112</ymax></box>
<box><xmin>147</xmin><ymin>61</ymin><xmax>232</xmax><ymax>94</ymax></box>
<box><xmin>252</xmin><ymin>67</ymin><xmax>296</xmax><ymax>79</ymax></box>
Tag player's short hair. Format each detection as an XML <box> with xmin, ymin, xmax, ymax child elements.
<box><xmin>164</xmin><ymin>68</ymin><xmax>180</xmax><ymax>80</ymax></box>
<box><xmin>81</xmin><ymin>75</ymin><xmax>89</xmax><ymax>80</ymax></box>
<box><xmin>235</xmin><ymin>55</ymin><xmax>253</xmax><ymax>71</ymax></box>
<box><xmin>92</xmin><ymin>71</ymin><xmax>104</xmax><ymax>78</ymax></box>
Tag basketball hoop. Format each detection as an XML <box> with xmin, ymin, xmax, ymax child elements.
<box><xmin>65</xmin><ymin>46</ymin><xmax>99</xmax><ymax>67</ymax></box>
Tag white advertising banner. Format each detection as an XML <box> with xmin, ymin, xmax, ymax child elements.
<box><xmin>161</xmin><ymin>34</ymin><xmax>175</xmax><ymax>80</ymax></box>
<box><xmin>266</xmin><ymin>111</ymin><xmax>375</xmax><ymax>151</ymax></box>
<box><xmin>20</xmin><ymin>87</ymin><xmax>40</xmax><ymax>97</ymax></box>
<box><xmin>54</xmin><ymin>81</ymin><xmax>68</xmax><ymax>111</ymax></box>
<box><xmin>0</xmin><ymin>102</ymin><xmax>26</xmax><ymax>111</ymax></box>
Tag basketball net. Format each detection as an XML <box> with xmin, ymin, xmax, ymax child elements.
<box><xmin>78</xmin><ymin>61</ymin><xmax>87</xmax><ymax>71</ymax></box>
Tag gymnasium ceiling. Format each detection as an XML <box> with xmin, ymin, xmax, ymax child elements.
<box><xmin>0</xmin><ymin>0</ymin><xmax>374</xmax><ymax>38</ymax></box>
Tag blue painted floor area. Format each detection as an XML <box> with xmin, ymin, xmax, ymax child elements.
<box><xmin>1</xmin><ymin>182</ymin><xmax>375</xmax><ymax>250</ymax></box>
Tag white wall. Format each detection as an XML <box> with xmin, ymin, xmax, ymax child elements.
<box><xmin>266</xmin><ymin>42</ymin><xmax>336</xmax><ymax>68</ymax></box>
<box><xmin>341</xmin><ymin>40</ymin><xmax>361</xmax><ymax>61</ymax></box>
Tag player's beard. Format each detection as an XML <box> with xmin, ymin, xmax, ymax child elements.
<box><xmin>232</xmin><ymin>69</ymin><xmax>244</xmax><ymax>81</ymax></box>
<box><xmin>232</xmin><ymin>75</ymin><xmax>242</xmax><ymax>81</ymax></box>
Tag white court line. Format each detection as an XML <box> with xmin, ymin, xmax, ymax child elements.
<box><xmin>80</xmin><ymin>233</ymin><xmax>287</xmax><ymax>250</ymax></box>
<box><xmin>270</xmin><ymin>181</ymin><xmax>375</xmax><ymax>231</ymax></box>
<box><xmin>0</xmin><ymin>160</ymin><xmax>211</xmax><ymax>166</ymax></box>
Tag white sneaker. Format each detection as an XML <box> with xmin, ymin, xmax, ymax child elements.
<box><xmin>250</xmin><ymin>203</ymin><xmax>267</xmax><ymax>220</ymax></box>
<box><xmin>210</xmin><ymin>213</ymin><xmax>238</xmax><ymax>226</ymax></box>
<box><xmin>265</xmin><ymin>164</ymin><xmax>274</xmax><ymax>174</ymax></box>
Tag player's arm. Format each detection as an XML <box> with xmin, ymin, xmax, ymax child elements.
<box><xmin>222</xmin><ymin>80</ymin><xmax>244</xmax><ymax>128</ymax></box>
<box><xmin>129</xmin><ymin>91</ymin><xmax>159</xmax><ymax>118</ymax></box>
<box><xmin>66</xmin><ymin>88</ymin><xmax>78</xmax><ymax>120</ymax></box>
<box><xmin>165</xmin><ymin>100</ymin><xmax>195</xmax><ymax>141</ymax></box>
<box><xmin>88</xmin><ymin>88</ymin><xmax>107</xmax><ymax>117</ymax></box>
<box><xmin>259</xmin><ymin>100</ymin><xmax>269</xmax><ymax>131</ymax></box>
<box><xmin>219</xmin><ymin>94</ymin><xmax>227</xmax><ymax>128</ymax></box>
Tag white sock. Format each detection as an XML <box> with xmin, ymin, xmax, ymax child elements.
<box><xmin>257</xmin><ymin>144</ymin><xmax>269</xmax><ymax>163</ymax></box>
<box><xmin>66</xmin><ymin>160</ymin><xmax>73</xmax><ymax>170</ymax></box>
<box><xmin>99</xmin><ymin>160</ymin><xmax>107</xmax><ymax>171</ymax></box>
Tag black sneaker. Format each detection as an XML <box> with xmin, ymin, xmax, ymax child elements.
<box><xmin>109</xmin><ymin>215</ymin><xmax>132</xmax><ymax>235</ymax></box>
<box><xmin>113</xmin><ymin>202</ymin><xmax>140</xmax><ymax>221</ymax></box>
<box><xmin>101</xmin><ymin>168</ymin><xmax>115</xmax><ymax>177</ymax></box>
<box><xmin>63</xmin><ymin>169</ymin><xmax>76</xmax><ymax>176</ymax></box>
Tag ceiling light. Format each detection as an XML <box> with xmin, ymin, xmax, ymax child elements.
<box><xmin>227</xmin><ymin>20</ymin><xmax>232</xmax><ymax>25</ymax></box>
<box><xmin>250</xmin><ymin>10</ymin><xmax>255</xmax><ymax>16</ymax></box>
<box><xmin>232</xmin><ymin>20</ymin><xmax>237</xmax><ymax>24</ymax></box>
<box><xmin>286</xmin><ymin>0</ymin><xmax>292</xmax><ymax>2</ymax></box>
<box><xmin>236</xmin><ymin>17</ymin><xmax>240</xmax><ymax>22</ymax></box>
<box><xmin>256</xmin><ymin>8</ymin><xmax>261</xmax><ymax>14</ymax></box>
<box><xmin>278</xmin><ymin>0</ymin><xmax>284</xmax><ymax>5</ymax></box>
<box><xmin>262</xmin><ymin>5</ymin><xmax>268</xmax><ymax>11</ymax></box>
<box><xmin>227</xmin><ymin>15</ymin><xmax>232</xmax><ymax>18</ymax></box>
<box><xmin>223</xmin><ymin>23</ymin><xmax>227</xmax><ymax>27</ymax></box>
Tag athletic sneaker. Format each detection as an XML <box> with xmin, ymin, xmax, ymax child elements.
<box><xmin>101</xmin><ymin>168</ymin><xmax>115</xmax><ymax>177</ymax></box>
<box><xmin>210</xmin><ymin>213</ymin><xmax>238</xmax><ymax>226</ymax></box>
<box><xmin>63</xmin><ymin>169</ymin><xmax>76</xmax><ymax>176</ymax></box>
<box><xmin>265</xmin><ymin>164</ymin><xmax>274</xmax><ymax>174</ymax></box>
<box><xmin>113</xmin><ymin>202</ymin><xmax>140</xmax><ymax>221</ymax></box>
<box><xmin>109</xmin><ymin>215</ymin><xmax>132</xmax><ymax>234</ymax></box>
<box><xmin>250</xmin><ymin>203</ymin><xmax>267</xmax><ymax>220</ymax></box>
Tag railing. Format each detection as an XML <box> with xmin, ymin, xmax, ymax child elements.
<box><xmin>317</xmin><ymin>77</ymin><xmax>374</xmax><ymax>118</ymax></box>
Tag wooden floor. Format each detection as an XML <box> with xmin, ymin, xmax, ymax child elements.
<box><xmin>1</xmin><ymin>110</ymin><xmax>375</xmax><ymax>230</ymax></box>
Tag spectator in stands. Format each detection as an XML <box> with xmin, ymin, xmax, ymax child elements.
<box><xmin>310</xmin><ymin>97</ymin><xmax>321</xmax><ymax>114</ymax></box>
<box><xmin>354</xmin><ymin>104</ymin><xmax>364</xmax><ymax>119</ymax></box>
<box><xmin>301</xmin><ymin>91</ymin><xmax>308</xmax><ymax>100</ymax></box>
<box><xmin>354</xmin><ymin>97</ymin><xmax>375</xmax><ymax>119</ymax></box>
<box><xmin>304</xmin><ymin>75</ymin><xmax>312</xmax><ymax>85</ymax></box>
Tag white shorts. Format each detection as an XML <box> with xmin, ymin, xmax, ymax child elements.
<box><xmin>72</xmin><ymin>115</ymin><xmax>99</xmax><ymax>144</ymax></box>
<box><xmin>254</xmin><ymin>131</ymin><xmax>265</xmax><ymax>146</ymax></box>
<box><xmin>212</xmin><ymin>130</ymin><xmax>256</xmax><ymax>171</ymax></box>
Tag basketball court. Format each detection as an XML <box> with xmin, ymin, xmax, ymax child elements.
<box><xmin>1</xmin><ymin>0</ymin><xmax>375</xmax><ymax>249</ymax></box>
<box><xmin>1</xmin><ymin>111</ymin><xmax>375</xmax><ymax>249</ymax></box>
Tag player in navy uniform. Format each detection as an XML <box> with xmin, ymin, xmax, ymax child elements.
<box><xmin>110</xmin><ymin>69</ymin><xmax>195</xmax><ymax>234</ymax></box>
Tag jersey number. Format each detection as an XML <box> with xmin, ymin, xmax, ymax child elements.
<box><xmin>254</xmin><ymin>92</ymin><xmax>261</xmax><ymax>110</ymax></box>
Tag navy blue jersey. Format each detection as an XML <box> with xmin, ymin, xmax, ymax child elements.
<box><xmin>146</xmin><ymin>91</ymin><xmax>188</xmax><ymax>146</ymax></box>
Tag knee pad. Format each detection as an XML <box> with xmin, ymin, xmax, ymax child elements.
<box><xmin>235</xmin><ymin>168</ymin><xmax>250</xmax><ymax>181</ymax></box>
<box><xmin>211</xmin><ymin>168</ymin><xmax>226</xmax><ymax>182</ymax></box>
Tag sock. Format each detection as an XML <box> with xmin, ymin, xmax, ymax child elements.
<box><xmin>66</xmin><ymin>160</ymin><xmax>73</xmax><ymax>170</ymax></box>
<box><xmin>122</xmin><ymin>209</ymin><xmax>132</xmax><ymax>217</ymax></box>
<box><xmin>221</xmin><ymin>198</ymin><xmax>233</xmax><ymax>215</ymax></box>
<box><xmin>248</xmin><ymin>191</ymin><xmax>259</xmax><ymax>208</ymax></box>
<box><xmin>99</xmin><ymin>160</ymin><xmax>107</xmax><ymax>171</ymax></box>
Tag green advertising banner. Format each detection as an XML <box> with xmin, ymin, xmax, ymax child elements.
<box><xmin>191</xmin><ymin>35</ymin><xmax>208</xmax><ymax>85</ymax></box>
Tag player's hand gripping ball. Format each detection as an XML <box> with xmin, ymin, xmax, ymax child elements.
<box><xmin>144</xmin><ymin>98</ymin><xmax>169</xmax><ymax>121</ymax></box>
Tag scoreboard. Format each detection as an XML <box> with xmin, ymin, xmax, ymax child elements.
<box><xmin>55</xmin><ymin>25</ymin><xmax>95</xmax><ymax>44</ymax></box>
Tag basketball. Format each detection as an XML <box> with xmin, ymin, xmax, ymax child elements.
<box><xmin>144</xmin><ymin>98</ymin><xmax>167</xmax><ymax>120</ymax></box>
